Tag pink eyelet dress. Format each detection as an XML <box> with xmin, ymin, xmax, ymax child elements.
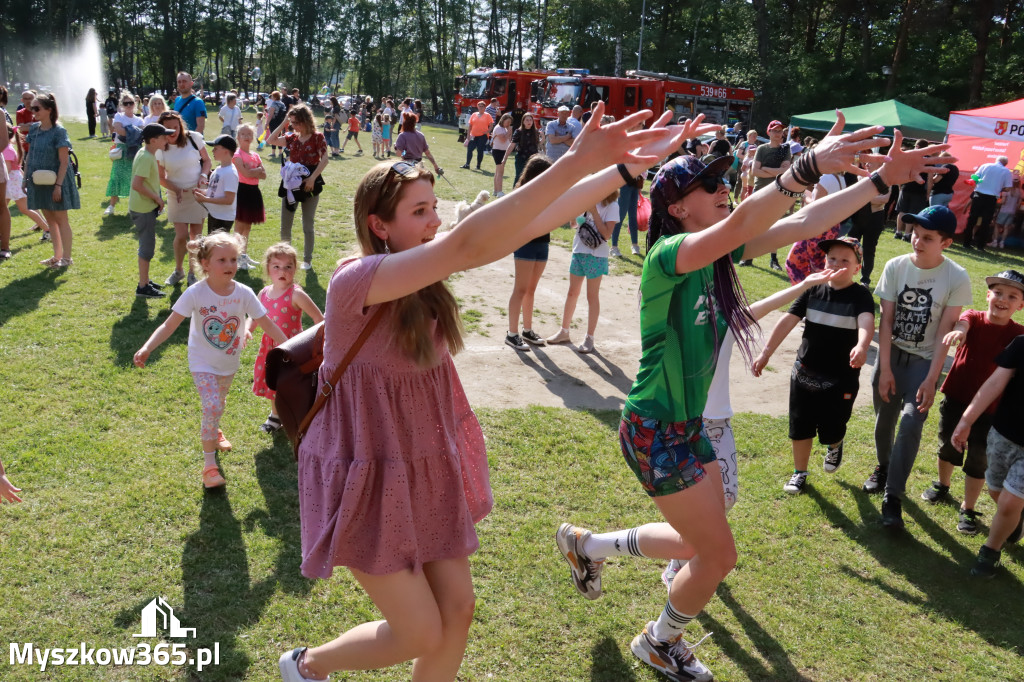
<box><xmin>297</xmin><ymin>255</ymin><xmax>493</xmax><ymax>578</ymax></box>
<box><xmin>252</xmin><ymin>283</ymin><xmax>303</xmax><ymax>399</ymax></box>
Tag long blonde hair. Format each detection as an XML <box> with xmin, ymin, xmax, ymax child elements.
<box><xmin>353</xmin><ymin>163</ymin><xmax>464</xmax><ymax>366</ymax></box>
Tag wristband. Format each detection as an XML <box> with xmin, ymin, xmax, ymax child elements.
<box><xmin>616</xmin><ymin>163</ymin><xmax>634</xmax><ymax>186</ymax></box>
<box><xmin>774</xmin><ymin>174</ymin><xmax>802</xmax><ymax>198</ymax></box>
<box><xmin>869</xmin><ymin>170</ymin><xmax>890</xmax><ymax>194</ymax></box>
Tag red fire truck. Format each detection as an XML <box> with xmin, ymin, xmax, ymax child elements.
<box><xmin>454</xmin><ymin>67</ymin><xmax>554</xmax><ymax>140</ymax></box>
<box><xmin>529</xmin><ymin>69</ymin><xmax>755</xmax><ymax>129</ymax></box>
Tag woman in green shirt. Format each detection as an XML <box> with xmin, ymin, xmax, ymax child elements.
<box><xmin>556</xmin><ymin>118</ymin><xmax>951</xmax><ymax>682</ymax></box>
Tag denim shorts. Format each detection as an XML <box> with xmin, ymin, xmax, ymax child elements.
<box><xmin>569</xmin><ymin>252</ymin><xmax>608</xmax><ymax>279</ymax></box>
<box><xmin>514</xmin><ymin>241</ymin><xmax>549</xmax><ymax>262</ymax></box>
<box><xmin>986</xmin><ymin>428</ymin><xmax>1024</xmax><ymax>499</ymax></box>
<box><xmin>619</xmin><ymin>410</ymin><xmax>716</xmax><ymax>497</ymax></box>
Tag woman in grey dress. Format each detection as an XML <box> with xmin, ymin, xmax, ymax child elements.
<box><xmin>24</xmin><ymin>93</ymin><xmax>80</xmax><ymax>268</ymax></box>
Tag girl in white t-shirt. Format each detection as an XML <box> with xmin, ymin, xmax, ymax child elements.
<box><xmin>491</xmin><ymin>113</ymin><xmax>513</xmax><ymax>197</ymax></box>
<box><xmin>546</xmin><ymin>188</ymin><xmax>619</xmax><ymax>354</ymax></box>
<box><xmin>133</xmin><ymin>232</ymin><xmax>287</xmax><ymax>488</ymax></box>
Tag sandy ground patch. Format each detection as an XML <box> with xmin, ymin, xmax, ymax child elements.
<box><xmin>439</xmin><ymin>199</ymin><xmax>879</xmax><ymax>416</ymax></box>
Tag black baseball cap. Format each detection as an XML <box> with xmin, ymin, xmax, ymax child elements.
<box><xmin>901</xmin><ymin>205</ymin><xmax>957</xmax><ymax>236</ymax></box>
<box><xmin>205</xmin><ymin>134</ymin><xmax>238</xmax><ymax>154</ymax></box>
<box><xmin>986</xmin><ymin>270</ymin><xmax>1024</xmax><ymax>293</ymax></box>
<box><xmin>142</xmin><ymin>123</ymin><xmax>175</xmax><ymax>142</ymax></box>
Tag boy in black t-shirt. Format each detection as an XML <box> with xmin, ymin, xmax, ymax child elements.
<box><xmin>753</xmin><ymin>237</ymin><xmax>876</xmax><ymax>493</ymax></box>
<box><xmin>951</xmin><ymin>333</ymin><xmax>1024</xmax><ymax>577</ymax></box>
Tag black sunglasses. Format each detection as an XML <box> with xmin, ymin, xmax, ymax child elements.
<box><xmin>30</xmin><ymin>106</ymin><xmax>42</xmax><ymax>112</ymax></box>
<box><xmin>683</xmin><ymin>174</ymin><xmax>727</xmax><ymax>196</ymax></box>
<box><xmin>373</xmin><ymin>161</ymin><xmax>420</xmax><ymax>210</ymax></box>
<box><xmin>123</xmin><ymin>101</ymin><xmax>135</xmax><ymax>106</ymax></box>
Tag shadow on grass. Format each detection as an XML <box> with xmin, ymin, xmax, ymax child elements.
<box><xmin>699</xmin><ymin>583</ymin><xmax>812</xmax><ymax>682</ymax></box>
<box><xmin>0</xmin><ymin>268</ymin><xmax>64</xmax><ymax>327</ymax></box>
<box><xmin>95</xmin><ymin>211</ymin><xmax>132</xmax><ymax>242</ymax></box>
<box><xmin>109</xmin><ymin>296</ymin><xmax>187</xmax><ymax>367</ymax></box>
<box><xmin>244</xmin><ymin>441</ymin><xmax>314</xmax><ymax>596</ymax></box>
<box><xmin>807</xmin><ymin>482</ymin><xmax>1023</xmax><ymax>652</ymax></box>
<box><xmin>300</xmin><ymin>268</ymin><xmax>325</xmax><ymax>304</ymax></box>
<box><xmin>513</xmin><ymin>348</ymin><xmax>625</xmax><ymax>411</ymax></box>
<box><xmin>590</xmin><ymin>634</ymin><xmax>637</xmax><ymax>681</ymax></box>
<box><xmin>180</xmin><ymin>488</ymin><xmax>277</xmax><ymax>680</ymax></box>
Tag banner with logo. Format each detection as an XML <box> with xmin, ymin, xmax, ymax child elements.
<box><xmin>943</xmin><ymin>99</ymin><xmax>1024</xmax><ymax>232</ymax></box>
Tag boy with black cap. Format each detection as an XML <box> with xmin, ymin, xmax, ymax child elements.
<box><xmin>951</xmin><ymin>315</ymin><xmax>1024</xmax><ymax>577</ymax></box>
<box><xmin>865</xmin><ymin>205</ymin><xmax>972</xmax><ymax>529</ymax></box>
<box><xmin>130</xmin><ymin>123</ymin><xmax>174</xmax><ymax>298</ymax></box>
<box><xmin>923</xmin><ymin>270</ymin><xmax>1024</xmax><ymax>536</ymax></box>
<box><xmin>752</xmin><ymin>236</ymin><xmax>875</xmax><ymax>493</ymax></box>
<box><xmin>194</xmin><ymin>134</ymin><xmax>239</xmax><ymax>233</ymax></box>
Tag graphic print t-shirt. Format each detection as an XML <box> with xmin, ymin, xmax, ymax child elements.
<box><xmin>875</xmin><ymin>254</ymin><xmax>972</xmax><ymax>360</ymax></box>
<box><xmin>172</xmin><ymin>280</ymin><xmax>266</xmax><ymax>375</ymax></box>
<box><xmin>205</xmin><ymin>165</ymin><xmax>239</xmax><ymax>221</ymax></box>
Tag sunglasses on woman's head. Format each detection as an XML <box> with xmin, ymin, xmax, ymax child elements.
<box><xmin>372</xmin><ymin>161</ymin><xmax>420</xmax><ymax>211</ymax></box>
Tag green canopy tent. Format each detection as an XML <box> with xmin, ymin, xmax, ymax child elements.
<box><xmin>789</xmin><ymin>100</ymin><xmax>948</xmax><ymax>142</ymax></box>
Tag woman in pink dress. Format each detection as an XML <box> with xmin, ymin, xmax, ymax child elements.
<box><xmin>277</xmin><ymin>106</ymin><xmax>711</xmax><ymax>682</ymax></box>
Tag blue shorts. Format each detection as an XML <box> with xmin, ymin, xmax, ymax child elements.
<box><xmin>514</xmin><ymin>241</ymin><xmax>549</xmax><ymax>262</ymax></box>
<box><xmin>619</xmin><ymin>410</ymin><xmax>716</xmax><ymax>497</ymax></box>
<box><xmin>569</xmin><ymin>252</ymin><xmax>608</xmax><ymax>279</ymax></box>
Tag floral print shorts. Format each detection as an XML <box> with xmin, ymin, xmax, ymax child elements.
<box><xmin>619</xmin><ymin>410</ymin><xmax>716</xmax><ymax>497</ymax></box>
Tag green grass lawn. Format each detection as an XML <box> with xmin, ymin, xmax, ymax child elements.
<box><xmin>1</xmin><ymin>118</ymin><xmax>1022</xmax><ymax>681</ymax></box>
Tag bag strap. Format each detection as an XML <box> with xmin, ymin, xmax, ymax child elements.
<box><xmin>295</xmin><ymin>305</ymin><xmax>387</xmax><ymax>445</ymax></box>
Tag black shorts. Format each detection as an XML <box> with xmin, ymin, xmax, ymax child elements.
<box><xmin>207</xmin><ymin>216</ymin><xmax>234</xmax><ymax>234</ymax></box>
<box><xmin>346</xmin><ymin>130</ymin><xmax>359</xmax><ymax>141</ymax></box>
<box><xmin>788</xmin><ymin>362</ymin><xmax>858</xmax><ymax>444</ymax></box>
<box><xmin>492</xmin><ymin>149</ymin><xmax>507</xmax><ymax>165</ymax></box>
<box><xmin>937</xmin><ymin>395</ymin><xmax>991</xmax><ymax>478</ymax></box>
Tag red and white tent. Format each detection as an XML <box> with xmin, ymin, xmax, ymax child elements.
<box><xmin>945</xmin><ymin>99</ymin><xmax>1024</xmax><ymax>231</ymax></box>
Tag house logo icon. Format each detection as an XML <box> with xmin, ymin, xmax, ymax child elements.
<box><xmin>133</xmin><ymin>597</ymin><xmax>196</xmax><ymax>638</ymax></box>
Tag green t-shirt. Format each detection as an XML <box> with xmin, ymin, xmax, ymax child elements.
<box><xmin>624</xmin><ymin>233</ymin><xmax>743</xmax><ymax>423</ymax></box>
<box><xmin>128</xmin><ymin>148</ymin><xmax>160</xmax><ymax>213</ymax></box>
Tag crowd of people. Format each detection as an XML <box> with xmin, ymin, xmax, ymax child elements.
<box><xmin>4</xmin><ymin>76</ymin><xmax>1024</xmax><ymax>682</ymax></box>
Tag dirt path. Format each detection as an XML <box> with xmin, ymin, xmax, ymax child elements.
<box><xmin>440</xmin><ymin>200</ymin><xmax>878</xmax><ymax>416</ymax></box>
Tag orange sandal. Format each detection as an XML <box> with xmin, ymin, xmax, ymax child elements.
<box><xmin>216</xmin><ymin>430</ymin><xmax>232</xmax><ymax>451</ymax></box>
<box><xmin>202</xmin><ymin>465</ymin><xmax>226</xmax><ymax>488</ymax></box>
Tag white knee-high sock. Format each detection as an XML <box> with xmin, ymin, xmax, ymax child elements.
<box><xmin>583</xmin><ymin>527</ymin><xmax>645</xmax><ymax>560</ymax></box>
<box><xmin>651</xmin><ymin>601</ymin><xmax>696</xmax><ymax>642</ymax></box>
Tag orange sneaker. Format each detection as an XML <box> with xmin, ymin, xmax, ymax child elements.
<box><xmin>216</xmin><ymin>430</ymin><xmax>232</xmax><ymax>451</ymax></box>
<box><xmin>202</xmin><ymin>465</ymin><xmax>226</xmax><ymax>488</ymax></box>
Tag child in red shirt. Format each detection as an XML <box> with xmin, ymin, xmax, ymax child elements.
<box><xmin>339</xmin><ymin>111</ymin><xmax>363</xmax><ymax>155</ymax></box>
<box><xmin>922</xmin><ymin>269</ymin><xmax>1024</xmax><ymax>534</ymax></box>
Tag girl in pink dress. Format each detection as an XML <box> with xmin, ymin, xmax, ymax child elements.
<box><xmin>277</xmin><ymin>106</ymin><xmax>707</xmax><ymax>682</ymax></box>
<box><xmin>249</xmin><ymin>242</ymin><xmax>323</xmax><ymax>433</ymax></box>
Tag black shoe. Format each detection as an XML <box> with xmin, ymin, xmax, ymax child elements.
<box><xmin>894</xmin><ymin>231</ymin><xmax>903</xmax><ymax>240</ymax></box>
<box><xmin>460</xmin><ymin>163</ymin><xmax>470</xmax><ymax>169</ymax></box>
<box><xmin>863</xmin><ymin>465</ymin><xmax>887</xmax><ymax>493</ymax></box>
<box><xmin>1007</xmin><ymin>509</ymin><xmax>1024</xmax><ymax>544</ymax></box>
<box><xmin>823</xmin><ymin>442</ymin><xmax>843</xmax><ymax>473</ymax></box>
<box><xmin>963</xmin><ymin>242</ymin><xmax>973</xmax><ymax>250</ymax></box>
<box><xmin>770</xmin><ymin>258</ymin><xmax>783</xmax><ymax>271</ymax></box>
<box><xmin>957</xmin><ymin>508</ymin><xmax>982</xmax><ymax>535</ymax></box>
<box><xmin>147</xmin><ymin>280</ymin><xmax>165</xmax><ymax>290</ymax></box>
<box><xmin>901</xmin><ymin>233</ymin><xmax>911</xmax><ymax>242</ymax></box>
<box><xmin>881</xmin><ymin>494</ymin><xmax>904</xmax><ymax>528</ymax></box>
<box><xmin>738</xmin><ymin>259</ymin><xmax>753</xmax><ymax>267</ymax></box>
<box><xmin>971</xmin><ymin>545</ymin><xmax>1001</xmax><ymax>578</ymax></box>
<box><xmin>136</xmin><ymin>282</ymin><xmax>166</xmax><ymax>299</ymax></box>
<box><xmin>921</xmin><ymin>481</ymin><xmax>950</xmax><ymax>503</ymax></box>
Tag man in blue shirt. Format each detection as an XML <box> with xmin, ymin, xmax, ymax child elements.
<box><xmin>545</xmin><ymin>106</ymin><xmax>579</xmax><ymax>161</ymax></box>
<box><xmin>964</xmin><ymin>156</ymin><xmax>1014</xmax><ymax>251</ymax></box>
<box><xmin>173</xmin><ymin>72</ymin><xmax>206</xmax><ymax>134</ymax></box>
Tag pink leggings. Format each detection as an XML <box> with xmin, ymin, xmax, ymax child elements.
<box><xmin>192</xmin><ymin>372</ymin><xmax>234</xmax><ymax>442</ymax></box>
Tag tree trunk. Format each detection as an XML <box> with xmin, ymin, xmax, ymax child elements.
<box><xmin>968</xmin><ymin>0</ymin><xmax>995</xmax><ymax>106</ymax></box>
<box><xmin>885</xmin><ymin>0</ymin><xmax>916</xmax><ymax>99</ymax></box>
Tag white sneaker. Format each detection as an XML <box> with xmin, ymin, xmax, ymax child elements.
<box><xmin>631</xmin><ymin>244</ymin><xmax>641</xmax><ymax>255</ymax></box>
<box><xmin>103</xmin><ymin>205</ymin><xmax>114</xmax><ymax>216</ymax></box>
<box><xmin>186</xmin><ymin>271</ymin><xmax>197</xmax><ymax>287</ymax></box>
<box><xmin>546</xmin><ymin>328</ymin><xmax>571</xmax><ymax>344</ymax></box>
<box><xmin>300</xmin><ymin>261</ymin><xmax>312</xmax><ymax>271</ymax></box>
<box><xmin>495</xmin><ymin>191</ymin><xmax>505</xmax><ymax>198</ymax></box>
<box><xmin>246</xmin><ymin>254</ymin><xmax>262</xmax><ymax>269</ymax></box>
<box><xmin>609</xmin><ymin>246</ymin><xmax>622</xmax><ymax>258</ymax></box>
<box><xmin>631</xmin><ymin>623</ymin><xmax>713</xmax><ymax>682</ymax></box>
<box><xmin>278</xmin><ymin>647</ymin><xmax>329</xmax><ymax>681</ymax></box>
<box><xmin>164</xmin><ymin>269</ymin><xmax>186</xmax><ymax>286</ymax></box>
<box><xmin>578</xmin><ymin>335</ymin><xmax>595</xmax><ymax>354</ymax></box>
<box><xmin>237</xmin><ymin>258</ymin><xmax>250</xmax><ymax>271</ymax></box>
<box><xmin>783</xmin><ymin>471</ymin><xmax>808</xmax><ymax>494</ymax></box>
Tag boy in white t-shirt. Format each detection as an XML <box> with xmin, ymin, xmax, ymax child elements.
<box><xmin>194</xmin><ymin>135</ymin><xmax>239</xmax><ymax>233</ymax></box>
<box><xmin>866</xmin><ymin>205</ymin><xmax>972</xmax><ymax>529</ymax></box>
<box><xmin>218</xmin><ymin>93</ymin><xmax>242</xmax><ymax>137</ymax></box>
<box><xmin>542</xmin><ymin>190</ymin><xmax>619</xmax><ymax>354</ymax></box>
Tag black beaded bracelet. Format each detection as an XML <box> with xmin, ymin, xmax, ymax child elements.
<box><xmin>616</xmin><ymin>163</ymin><xmax>634</xmax><ymax>186</ymax></box>
<box><xmin>869</xmin><ymin>171</ymin><xmax>890</xmax><ymax>194</ymax></box>
<box><xmin>774</xmin><ymin>174</ymin><xmax>802</xmax><ymax>198</ymax></box>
